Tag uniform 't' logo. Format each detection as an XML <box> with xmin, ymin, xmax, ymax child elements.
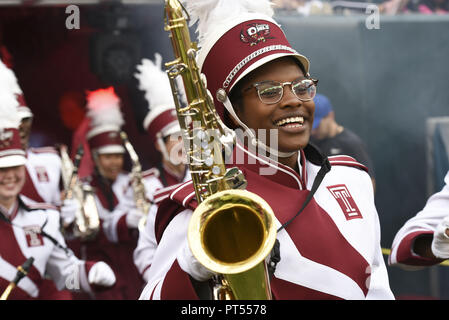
<box><xmin>327</xmin><ymin>184</ymin><xmax>362</xmax><ymax>220</ymax></box>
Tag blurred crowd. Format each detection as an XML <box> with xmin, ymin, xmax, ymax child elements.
<box><xmin>272</xmin><ymin>0</ymin><xmax>449</xmax><ymax>15</ymax></box>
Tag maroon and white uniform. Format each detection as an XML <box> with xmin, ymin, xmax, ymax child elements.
<box><xmin>389</xmin><ymin>171</ymin><xmax>449</xmax><ymax>268</ymax></box>
<box><xmin>139</xmin><ymin>142</ymin><xmax>394</xmax><ymax>300</ymax></box>
<box><xmin>66</xmin><ymin>171</ymin><xmax>151</xmax><ymax>300</ymax></box>
<box><xmin>19</xmin><ymin>147</ymin><xmax>74</xmax><ymax>299</ymax></box>
<box><xmin>0</xmin><ymin>197</ymin><xmax>101</xmax><ymax>300</ymax></box>
<box><xmin>21</xmin><ymin>147</ymin><xmax>62</xmax><ymax>206</ymax></box>
<box><xmin>133</xmin><ymin>167</ymin><xmax>189</xmax><ymax>282</ymax></box>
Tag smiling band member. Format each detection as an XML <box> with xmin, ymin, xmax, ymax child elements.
<box><xmin>140</xmin><ymin>0</ymin><xmax>394</xmax><ymax>300</ymax></box>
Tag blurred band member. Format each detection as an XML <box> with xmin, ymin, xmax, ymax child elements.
<box><xmin>132</xmin><ymin>53</ymin><xmax>190</xmax><ymax>282</ymax></box>
<box><xmin>62</xmin><ymin>87</ymin><xmax>146</xmax><ymax>300</ymax></box>
<box><xmin>0</xmin><ymin>60</ymin><xmax>116</xmax><ymax>300</ymax></box>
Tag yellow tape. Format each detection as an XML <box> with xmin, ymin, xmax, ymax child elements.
<box><xmin>381</xmin><ymin>248</ymin><xmax>449</xmax><ymax>266</ymax></box>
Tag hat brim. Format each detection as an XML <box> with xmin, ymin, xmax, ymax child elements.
<box><xmin>0</xmin><ymin>155</ymin><xmax>27</xmax><ymax>168</ymax></box>
<box><xmin>95</xmin><ymin>145</ymin><xmax>125</xmax><ymax>155</ymax></box>
<box><xmin>229</xmin><ymin>52</ymin><xmax>310</xmax><ymax>93</ymax></box>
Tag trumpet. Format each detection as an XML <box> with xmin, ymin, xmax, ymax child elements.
<box><xmin>0</xmin><ymin>257</ymin><xmax>34</xmax><ymax>300</ymax></box>
<box><xmin>164</xmin><ymin>0</ymin><xmax>276</xmax><ymax>300</ymax></box>
<box><xmin>120</xmin><ymin>131</ymin><xmax>151</xmax><ymax>231</ymax></box>
<box><xmin>60</xmin><ymin>144</ymin><xmax>100</xmax><ymax>241</ymax></box>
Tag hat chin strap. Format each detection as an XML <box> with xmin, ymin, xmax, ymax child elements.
<box><xmin>221</xmin><ymin>95</ymin><xmax>297</xmax><ymax>159</ymax></box>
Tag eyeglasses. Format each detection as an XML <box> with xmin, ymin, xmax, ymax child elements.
<box><xmin>243</xmin><ymin>77</ymin><xmax>318</xmax><ymax>105</ymax></box>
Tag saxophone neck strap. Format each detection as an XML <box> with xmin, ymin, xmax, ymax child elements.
<box><xmin>277</xmin><ymin>157</ymin><xmax>331</xmax><ymax>233</ymax></box>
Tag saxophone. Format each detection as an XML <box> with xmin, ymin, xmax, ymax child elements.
<box><xmin>120</xmin><ymin>131</ymin><xmax>151</xmax><ymax>231</ymax></box>
<box><xmin>60</xmin><ymin>144</ymin><xmax>100</xmax><ymax>241</ymax></box>
<box><xmin>164</xmin><ymin>0</ymin><xmax>277</xmax><ymax>300</ymax></box>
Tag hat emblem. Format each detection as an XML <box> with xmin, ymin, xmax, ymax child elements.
<box><xmin>0</xmin><ymin>129</ymin><xmax>13</xmax><ymax>148</ymax></box>
<box><xmin>240</xmin><ymin>23</ymin><xmax>274</xmax><ymax>46</ymax></box>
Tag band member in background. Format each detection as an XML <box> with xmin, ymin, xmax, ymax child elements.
<box><xmin>140</xmin><ymin>0</ymin><xmax>393</xmax><ymax>300</ymax></box>
<box><xmin>134</xmin><ymin>53</ymin><xmax>189</xmax><ymax>187</ymax></box>
<box><xmin>1</xmin><ymin>50</ymin><xmax>75</xmax><ymax>299</ymax></box>
<box><xmin>0</xmin><ymin>59</ymin><xmax>116</xmax><ymax>300</ymax></box>
<box><xmin>132</xmin><ymin>53</ymin><xmax>189</xmax><ymax>283</ymax></box>
<box><xmin>0</xmin><ymin>47</ymin><xmax>64</xmax><ymax>209</ymax></box>
<box><xmin>389</xmin><ymin>170</ymin><xmax>449</xmax><ymax>269</ymax></box>
<box><xmin>62</xmin><ymin>87</ymin><xmax>146</xmax><ymax>300</ymax></box>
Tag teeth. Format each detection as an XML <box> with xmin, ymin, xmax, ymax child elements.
<box><xmin>275</xmin><ymin>116</ymin><xmax>304</xmax><ymax>126</ymax></box>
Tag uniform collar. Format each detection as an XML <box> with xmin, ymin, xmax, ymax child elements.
<box><xmin>162</xmin><ymin>164</ymin><xmax>186</xmax><ymax>184</ymax></box>
<box><xmin>0</xmin><ymin>199</ymin><xmax>20</xmax><ymax>221</ymax></box>
<box><xmin>228</xmin><ymin>139</ymin><xmax>307</xmax><ymax>190</ymax></box>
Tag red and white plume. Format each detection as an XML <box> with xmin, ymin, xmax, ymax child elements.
<box><xmin>86</xmin><ymin>87</ymin><xmax>124</xmax><ymax>136</ymax></box>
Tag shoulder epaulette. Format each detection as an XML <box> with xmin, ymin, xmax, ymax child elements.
<box><xmin>142</xmin><ymin>167</ymin><xmax>160</xmax><ymax>179</ymax></box>
<box><xmin>155</xmin><ymin>180</ymin><xmax>197</xmax><ymax>209</ymax></box>
<box><xmin>328</xmin><ymin>155</ymin><xmax>368</xmax><ymax>173</ymax></box>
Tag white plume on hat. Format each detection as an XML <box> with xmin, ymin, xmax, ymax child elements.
<box><xmin>0</xmin><ymin>59</ymin><xmax>21</xmax><ymax>129</ymax></box>
<box><xmin>135</xmin><ymin>53</ymin><xmax>175</xmax><ymax>112</ymax></box>
<box><xmin>86</xmin><ymin>87</ymin><xmax>124</xmax><ymax>138</ymax></box>
<box><xmin>182</xmin><ymin>0</ymin><xmax>274</xmax><ymax>48</ymax></box>
<box><xmin>135</xmin><ymin>53</ymin><xmax>182</xmax><ymax>134</ymax></box>
<box><xmin>0</xmin><ymin>59</ymin><xmax>26</xmax><ymax>168</ymax></box>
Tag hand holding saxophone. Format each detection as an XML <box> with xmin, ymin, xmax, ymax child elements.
<box><xmin>177</xmin><ymin>239</ymin><xmax>214</xmax><ymax>282</ymax></box>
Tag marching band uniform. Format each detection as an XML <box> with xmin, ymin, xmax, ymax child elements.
<box><xmin>0</xmin><ymin>60</ymin><xmax>116</xmax><ymax>300</ymax></box>
<box><xmin>65</xmin><ymin>87</ymin><xmax>145</xmax><ymax>300</ymax></box>
<box><xmin>139</xmin><ymin>0</ymin><xmax>393</xmax><ymax>300</ymax></box>
<box><xmin>141</xmin><ymin>142</ymin><xmax>393</xmax><ymax>299</ymax></box>
<box><xmin>132</xmin><ymin>54</ymin><xmax>190</xmax><ymax>282</ymax></box>
<box><xmin>20</xmin><ymin>145</ymin><xmax>73</xmax><ymax>300</ymax></box>
<box><xmin>389</xmin><ymin>170</ymin><xmax>449</xmax><ymax>268</ymax></box>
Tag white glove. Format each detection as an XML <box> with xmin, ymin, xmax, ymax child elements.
<box><xmin>431</xmin><ymin>215</ymin><xmax>449</xmax><ymax>259</ymax></box>
<box><xmin>177</xmin><ymin>241</ymin><xmax>214</xmax><ymax>281</ymax></box>
<box><xmin>88</xmin><ymin>261</ymin><xmax>116</xmax><ymax>287</ymax></box>
<box><xmin>125</xmin><ymin>208</ymin><xmax>144</xmax><ymax>229</ymax></box>
<box><xmin>60</xmin><ymin>198</ymin><xmax>80</xmax><ymax>226</ymax></box>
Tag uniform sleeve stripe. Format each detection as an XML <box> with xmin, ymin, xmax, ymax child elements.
<box><xmin>328</xmin><ymin>155</ymin><xmax>357</xmax><ymax>162</ymax></box>
<box><xmin>328</xmin><ymin>160</ymin><xmax>368</xmax><ymax>173</ymax></box>
<box><xmin>153</xmin><ymin>184</ymin><xmax>182</xmax><ymax>198</ymax></box>
<box><xmin>154</xmin><ymin>194</ymin><xmax>170</xmax><ymax>204</ymax></box>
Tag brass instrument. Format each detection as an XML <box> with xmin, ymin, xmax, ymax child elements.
<box><xmin>0</xmin><ymin>257</ymin><xmax>34</xmax><ymax>300</ymax></box>
<box><xmin>120</xmin><ymin>131</ymin><xmax>151</xmax><ymax>231</ymax></box>
<box><xmin>60</xmin><ymin>144</ymin><xmax>100</xmax><ymax>240</ymax></box>
<box><xmin>164</xmin><ymin>0</ymin><xmax>276</xmax><ymax>300</ymax></box>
